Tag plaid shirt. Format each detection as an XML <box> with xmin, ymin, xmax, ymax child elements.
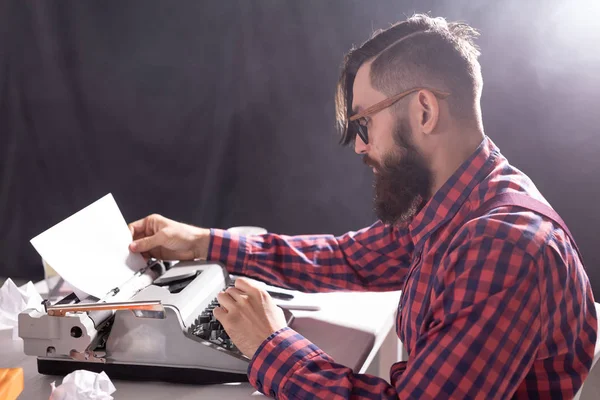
<box><xmin>207</xmin><ymin>136</ymin><xmax>597</xmax><ymax>399</ymax></box>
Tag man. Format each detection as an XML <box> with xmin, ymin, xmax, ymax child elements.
<box><xmin>128</xmin><ymin>14</ymin><xmax>597</xmax><ymax>399</ymax></box>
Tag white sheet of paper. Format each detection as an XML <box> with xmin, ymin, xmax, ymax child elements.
<box><xmin>30</xmin><ymin>193</ymin><xmax>146</xmax><ymax>299</ymax></box>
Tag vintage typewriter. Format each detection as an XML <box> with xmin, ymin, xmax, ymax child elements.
<box><xmin>17</xmin><ymin>260</ymin><xmax>293</xmax><ymax>384</ymax></box>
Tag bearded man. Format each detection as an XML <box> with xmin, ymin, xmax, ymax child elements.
<box><xmin>128</xmin><ymin>14</ymin><xmax>597</xmax><ymax>399</ymax></box>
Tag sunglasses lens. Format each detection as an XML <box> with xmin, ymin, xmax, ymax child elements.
<box><xmin>349</xmin><ymin>120</ymin><xmax>368</xmax><ymax>144</ymax></box>
<box><xmin>357</xmin><ymin>124</ymin><xmax>368</xmax><ymax>144</ymax></box>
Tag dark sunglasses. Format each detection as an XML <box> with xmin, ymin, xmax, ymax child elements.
<box><xmin>348</xmin><ymin>87</ymin><xmax>450</xmax><ymax>144</ymax></box>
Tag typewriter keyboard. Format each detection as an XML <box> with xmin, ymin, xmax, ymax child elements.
<box><xmin>189</xmin><ymin>295</ymin><xmax>237</xmax><ymax>352</ymax></box>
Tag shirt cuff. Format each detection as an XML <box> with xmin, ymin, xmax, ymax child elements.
<box><xmin>247</xmin><ymin>327</ymin><xmax>325</xmax><ymax>398</ymax></box>
<box><xmin>206</xmin><ymin>228</ymin><xmax>249</xmax><ymax>275</ymax></box>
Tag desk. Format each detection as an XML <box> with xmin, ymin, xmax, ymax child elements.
<box><xmin>1</xmin><ymin>281</ymin><xmax>401</xmax><ymax>399</ymax></box>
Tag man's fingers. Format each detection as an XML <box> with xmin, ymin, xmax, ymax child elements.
<box><xmin>217</xmin><ymin>291</ymin><xmax>237</xmax><ymax>311</ymax></box>
<box><xmin>128</xmin><ymin>218</ymin><xmax>147</xmax><ymax>238</ymax></box>
<box><xmin>225</xmin><ymin>287</ymin><xmax>247</xmax><ymax>302</ymax></box>
<box><xmin>213</xmin><ymin>305</ymin><xmax>227</xmax><ymax>321</ymax></box>
<box><xmin>234</xmin><ymin>277</ymin><xmax>265</xmax><ymax>295</ymax></box>
<box><xmin>129</xmin><ymin>232</ymin><xmax>162</xmax><ymax>253</ymax></box>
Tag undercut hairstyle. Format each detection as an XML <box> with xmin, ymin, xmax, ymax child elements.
<box><xmin>335</xmin><ymin>14</ymin><xmax>483</xmax><ymax>145</ymax></box>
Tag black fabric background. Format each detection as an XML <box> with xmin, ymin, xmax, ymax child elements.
<box><xmin>1</xmin><ymin>0</ymin><xmax>599</xmax><ymax>296</ymax></box>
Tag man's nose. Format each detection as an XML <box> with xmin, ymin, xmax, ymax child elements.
<box><xmin>354</xmin><ymin>136</ymin><xmax>368</xmax><ymax>154</ymax></box>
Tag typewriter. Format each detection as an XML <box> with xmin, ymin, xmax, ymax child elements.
<box><xmin>18</xmin><ymin>260</ymin><xmax>293</xmax><ymax>384</ymax></box>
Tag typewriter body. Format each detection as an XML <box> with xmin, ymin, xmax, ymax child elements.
<box><xmin>17</xmin><ymin>260</ymin><xmax>283</xmax><ymax>384</ymax></box>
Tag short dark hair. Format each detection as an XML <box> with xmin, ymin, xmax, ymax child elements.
<box><xmin>335</xmin><ymin>14</ymin><xmax>482</xmax><ymax>145</ymax></box>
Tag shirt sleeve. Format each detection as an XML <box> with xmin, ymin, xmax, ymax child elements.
<box><xmin>245</xmin><ymin>234</ymin><xmax>543</xmax><ymax>399</ymax></box>
<box><xmin>206</xmin><ymin>220</ymin><xmax>414</xmax><ymax>292</ymax></box>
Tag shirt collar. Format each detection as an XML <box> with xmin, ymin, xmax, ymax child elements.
<box><xmin>407</xmin><ymin>135</ymin><xmax>500</xmax><ymax>251</ymax></box>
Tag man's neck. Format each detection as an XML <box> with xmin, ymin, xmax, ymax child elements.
<box><xmin>429</xmin><ymin>128</ymin><xmax>485</xmax><ymax>197</ymax></box>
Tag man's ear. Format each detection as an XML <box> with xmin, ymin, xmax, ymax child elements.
<box><xmin>417</xmin><ymin>90</ymin><xmax>440</xmax><ymax>135</ymax></box>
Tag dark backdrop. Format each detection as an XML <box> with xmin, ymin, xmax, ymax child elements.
<box><xmin>1</xmin><ymin>0</ymin><xmax>599</xmax><ymax>296</ymax></box>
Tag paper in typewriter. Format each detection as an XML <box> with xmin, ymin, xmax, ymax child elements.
<box><xmin>30</xmin><ymin>193</ymin><xmax>146</xmax><ymax>299</ymax></box>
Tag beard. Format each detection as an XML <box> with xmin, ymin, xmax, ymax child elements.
<box><xmin>365</xmin><ymin>119</ymin><xmax>432</xmax><ymax>226</ymax></box>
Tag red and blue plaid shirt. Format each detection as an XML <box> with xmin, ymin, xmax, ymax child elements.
<box><xmin>208</xmin><ymin>136</ymin><xmax>597</xmax><ymax>399</ymax></box>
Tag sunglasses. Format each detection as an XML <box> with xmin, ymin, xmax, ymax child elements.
<box><xmin>348</xmin><ymin>87</ymin><xmax>450</xmax><ymax>144</ymax></box>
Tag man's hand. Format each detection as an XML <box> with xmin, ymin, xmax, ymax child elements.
<box><xmin>128</xmin><ymin>214</ymin><xmax>210</xmax><ymax>261</ymax></box>
<box><xmin>214</xmin><ymin>278</ymin><xmax>288</xmax><ymax>358</ymax></box>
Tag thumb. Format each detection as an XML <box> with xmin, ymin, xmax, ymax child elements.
<box><xmin>130</xmin><ymin>233</ymin><xmax>162</xmax><ymax>253</ymax></box>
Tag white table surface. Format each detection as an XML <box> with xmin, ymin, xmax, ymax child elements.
<box><xmin>1</xmin><ymin>280</ymin><xmax>401</xmax><ymax>399</ymax></box>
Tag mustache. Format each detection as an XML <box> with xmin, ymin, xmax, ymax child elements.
<box><xmin>362</xmin><ymin>155</ymin><xmax>380</xmax><ymax>170</ymax></box>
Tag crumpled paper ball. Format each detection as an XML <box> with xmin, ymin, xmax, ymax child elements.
<box><xmin>49</xmin><ymin>370</ymin><xmax>116</xmax><ymax>400</ymax></box>
<box><xmin>0</xmin><ymin>278</ymin><xmax>44</xmax><ymax>339</ymax></box>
